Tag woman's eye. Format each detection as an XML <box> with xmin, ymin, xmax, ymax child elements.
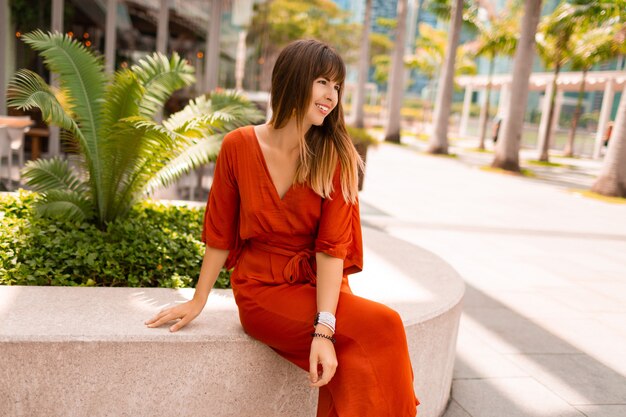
<box><xmin>334</xmin><ymin>85</ymin><xmax>341</xmax><ymax>91</ymax></box>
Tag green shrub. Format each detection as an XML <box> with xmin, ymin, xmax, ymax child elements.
<box><xmin>0</xmin><ymin>190</ymin><xmax>231</xmax><ymax>288</ymax></box>
<box><xmin>347</xmin><ymin>126</ymin><xmax>378</xmax><ymax>146</ymax></box>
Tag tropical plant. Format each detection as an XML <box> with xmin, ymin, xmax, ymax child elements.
<box><xmin>534</xmin><ymin>2</ymin><xmax>582</xmax><ymax>162</ymax></box>
<box><xmin>564</xmin><ymin>24</ymin><xmax>624</xmax><ymax>157</ymax></box>
<box><xmin>491</xmin><ymin>0</ymin><xmax>542</xmax><ymax>172</ymax></box>
<box><xmin>472</xmin><ymin>2</ymin><xmax>520</xmax><ymax>150</ymax></box>
<box><xmin>535</xmin><ymin>0</ymin><xmax>624</xmax><ymax>162</ymax></box>
<box><xmin>7</xmin><ymin>30</ymin><xmax>263</xmax><ymax>227</ymax></box>
<box><xmin>428</xmin><ymin>0</ymin><xmax>464</xmax><ymax>154</ymax></box>
<box><xmin>248</xmin><ymin>0</ymin><xmax>360</xmax><ymax>91</ymax></box>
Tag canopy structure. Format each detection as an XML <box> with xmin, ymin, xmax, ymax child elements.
<box><xmin>456</xmin><ymin>71</ymin><xmax>626</xmax><ymax>159</ymax></box>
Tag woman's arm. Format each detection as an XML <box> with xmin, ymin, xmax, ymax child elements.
<box><xmin>145</xmin><ymin>245</ymin><xmax>229</xmax><ymax>332</ymax></box>
<box><xmin>314</xmin><ymin>252</ymin><xmax>344</xmax><ymax>326</ymax></box>
<box><xmin>309</xmin><ymin>252</ymin><xmax>344</xmax><ymax>387</ymax></box>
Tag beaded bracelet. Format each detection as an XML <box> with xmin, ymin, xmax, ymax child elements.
<box><xmin>311</xmin><ymin>332</ymin><xmax>336</xmax><ymax>344</ymax></box>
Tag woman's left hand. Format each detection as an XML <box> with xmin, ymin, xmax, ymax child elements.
<box><xmin>309</xmin><ymin>326</ymin><xmax>338</xmax><ymax>387</ymax></box>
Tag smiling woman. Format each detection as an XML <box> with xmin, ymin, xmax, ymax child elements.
<box><xmin>145</xmin><ymin>39</ymin><xmax>420</xmax><ymax>417</ymax></box>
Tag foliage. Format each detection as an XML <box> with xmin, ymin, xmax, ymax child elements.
<box><xmin>472</xmin><ymin>1</ymin><xmax>520</xmax><ymax>61</ymax></box>
<box><xmin>536</xmin><ymin>0</ymin><xmax>626</xmax><ymax>71</ymax></box>
<box><xmin>8</xmin><ymin>31</ymin><xmax>263</xmax><ymax>227</ymax></box>
<box><xmin>569</xmin><ymin>24</ymin><xmax>625</xmax><ymax>71</ymax></box>
<box><xmin>347</xmin><ymin>126</ymin><xmax>378</xmax><ymax>147</ymax></box>
<box><xmin>405</xmin><ymin>23</ymin><xmax>477</xmax><ymax>79</ymax></box>
<box><xmin>0</xmin><ymin>190</ymin><xmax>232</xmax><ymax>288</ymax></box>
<box><xmin>424</xmin><ymin>0</ymin><xmax>480</xmax><ymax>32</ymax></box>
<box><xmin>249</xmin><ymin>0</ymin><xmax>360</xmax><ymax>64</ymax></box>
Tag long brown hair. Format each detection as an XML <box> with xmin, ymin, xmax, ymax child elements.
<box><xmin>269</xmin><ymin>39</ymin><xmax>363</xmax><ymax>204</ymax></box>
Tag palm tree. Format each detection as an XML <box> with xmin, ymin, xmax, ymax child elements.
<box><xmin>473</xmin><ymin>5</ymin><xmax>519</xmax><ymax>150</ymax></box>
<box><xmin>535</xmin><ymin>0</ymin><xmax>622</xmax><ymax>162</ymax></box>
<box><xmin>428</xmin><ymin>0</ymin><xmax>464</xmax><ymax>154</ymax></box>
<box><xmin>7</xmin><ymin>31</ymin><xmax>262</xmax><ymax>226</ymax></box>
<box><xmin>384</xmin><ymin>0</ymin><xmax>408</xmax><ymax>143</ymax></box>
<box><xmin>534</xmin><ymin>2</ymin><xmax>583</xmax><ymax>162</ymax></box>
<box><xmin>352</xmin><ymin>0</ymin><xmax>373</xmax><ymax>129</ymax></box>
<box><xmin>591</xmin><ymin>84</ymin><xmax>626</xmax><ymax>197</ymax></box>
<box><xmin>564</xmin><ymin>25</ymin><xmax>623</xmax><ymax>157</ymax></box>
<box><xmin>491</xmin><ymin>0</ymin><xmax>542</xmax><ymax>172</ymax></box>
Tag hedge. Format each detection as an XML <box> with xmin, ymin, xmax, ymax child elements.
<box><xmin>0</xmin><ymin>190</ymin><xmax>231</xmax><ymax>288</ymax></box>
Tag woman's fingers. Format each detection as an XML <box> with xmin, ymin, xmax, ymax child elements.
<box><xmin>145</xmin><ymin>307</ymin><xmax>181</xmax><ymax>328</ymax></box>
<box><xmin>169</xmin><ymin>314</ymin><xmax>193</xmax><ymax>332</ymax></box>
<box><xmin>309</xmin><ymin>356</ymin><xmax>319</xmax><ymax>384</ymax></box>
<box><xmin>144</xmin><ymin>309</ymin><xmax>168</xmax><ymax>326</ymax></box>
<box><xmin>309</xmin><ymin>358</ymin><xmax>337</xmax><ymax>387</ymax></box>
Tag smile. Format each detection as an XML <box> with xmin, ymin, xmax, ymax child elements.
<box><xmin>316</xmin><ymin>103</ymin><xmax>331</xmax><ymax>114</ymax></box>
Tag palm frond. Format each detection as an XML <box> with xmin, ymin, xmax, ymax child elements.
<box><xmin>100</xmin><ymin>69</ymin><xmax>144</xmax><ymax>135</ymax></box>
<box><xmin>103</xmin><ymin>121</ymin><xmax>183</xmax><ymax>220</ymax></box>
<box><xmin>144</xmin><ymin>135</ymin><xmax>223</xmax><ymax>195</ymax></box>
<box><xmin>20</xmin><ymin>30</ymin><xmax>106</xmax><ymax>220</ymax></box>
<box><xmin>21</xmin><ymin>157</ymin><xmax>87</xmax><ymax>193</ymax></box>
<box><xmin>21</xmin><ymin>30</ymin><xmax>105</xmax><ymax>158</ymax></box>
<box><xmin>34</xmin><ymin>189</ymin><xmax>94</xmax><ymax>222</ymax></box>
<box><xmin>164</xmin><ymin>91</ymin><xmax>264</xmax><ymax>134</ymax></box>
<box><xmin>7</xmin><ymin>69</ymin><xmax>83</xmax><ymax>139</ymax></box>
<box><xmin>132</xmin><ymin>52</ymin><xmax>195</xmax><ymax>119</ymax></box>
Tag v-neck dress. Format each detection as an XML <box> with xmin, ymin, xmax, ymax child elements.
<box><xmin>202</xmin><ymin>126</ymin><xmax>419</xmax><ymax>417</ymax></box>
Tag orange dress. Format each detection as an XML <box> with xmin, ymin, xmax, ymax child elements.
<box><xmin>202</xmin><ymin>126</ymin><xmax>419</xmax><ymax>416</ymax></box>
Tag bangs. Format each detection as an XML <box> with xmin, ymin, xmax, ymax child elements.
<box><xmin>314</xmin><ymin>47</ymin><xmax>346</xmax><ymax>84</ymax></box>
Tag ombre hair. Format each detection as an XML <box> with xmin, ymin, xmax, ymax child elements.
<box><xmin>269</xmin><ymin>39</ymin><xmax>364</xmax><ymax>204</ymax></box>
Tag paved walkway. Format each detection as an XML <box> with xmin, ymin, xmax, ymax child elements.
<box><xmin>357</xmin><ymin>139</ymin><xmax>626</xmax><ymax>417</ymax></box>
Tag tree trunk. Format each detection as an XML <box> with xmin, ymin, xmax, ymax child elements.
<box><xmin>259</xmin><ymin>50</ymin><xmax>279</xmax><ymax>94</ymax></box>
<box><xmin>538</xmin><ymin>62</ymin><xmax>561</xmax><ymax>162</ymax></box>
<box><xmin>492</xmin><ymin>0</ymin><xmax>542</xmax><ymax>172</ymax></box>
<box><xmin>478</xmin><ymin>57</ymin><xmax>495</xmax><ymax>150</ymax></box>
<box><xmin>564</xmin><ymin>68</ymin><xmax>587</xmax><ymax>157</ymax></box>
<box><xmin>427</xmin><ymin>0</ymin><xmax>463</xmax><ymax>154</ymax></box>
<box><xmin>384</xmin><ymin>0</ymin><xmax>408</xmax><ymax>143</ymax></box>
<box><xmin>591</xmin><ymin>84</ymin><xmax>626</xmax><ymax>197</ymax></box>
<box><xmin>353</xmin><ymin>0</ymin><xmax>373</xmax><ymax>129</ymax></box>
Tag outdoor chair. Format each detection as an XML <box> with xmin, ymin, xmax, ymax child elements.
<box><xmin>0</xmin><ymin>116</ymin><xmax>32</xmax><ymax>189</ymax></box>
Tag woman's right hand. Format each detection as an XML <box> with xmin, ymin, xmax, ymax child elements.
<box><xmin>144</xmin><ymin>298</ymin><xmax>205</xmax><ymax>332</ymax></box>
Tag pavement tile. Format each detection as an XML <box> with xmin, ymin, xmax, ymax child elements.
<box><xmin>483</xmin><ymin>290</ymin><xmax>587</xmax><ymax>319</ymax></box>
<box><xmin>442</xmin><ymin>399</ymin><xmax>473</xmax><ymax>417</ymax></box>
<box><xmin>574</xmin><ymin>405</ymin><xmax>626</xmax><ymax>417</ymax></box>
<box><xmin>506</xmin><ymin>353</ymin><xmax>626</xmax><ymax>405</ymax></box>
<box><xmin>452</xmin><ymin>377</ymin><xmax>585</xmax><ymax>417</ymax></box>
<box><xmin>533</xmin><ymin>318</ymin><xmax>626</xmax><ymax>360</ymax></box>
<box><xmin>544</xmin><ymin>287</ymin><xmax>626</xmax><ymax>314</ymax></box>
<box><xmin>460</xmin><ymin>307</ymin><xmax>581</xmax><ymax>354</ymax></box>
<box><xmin>453</xmin><ymin>320</ymin><xmax>528</xmax><ymax>379</ymax></box>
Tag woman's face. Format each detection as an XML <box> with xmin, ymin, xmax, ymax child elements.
<box><xmin>304</xmin><ymin>76</ymin><xmax>340</xmax><ymax>127</ymax></box>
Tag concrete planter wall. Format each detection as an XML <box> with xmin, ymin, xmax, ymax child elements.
<box><xmin>0</xmin><ymin>226</ymin><xmax>464</xmax><ymax>417</ymax></box>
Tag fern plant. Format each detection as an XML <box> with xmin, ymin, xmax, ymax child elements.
<box><xmin>8</xmin><ymin>30</ymin><xmax>263</xmax><ymax>227</ymax></box>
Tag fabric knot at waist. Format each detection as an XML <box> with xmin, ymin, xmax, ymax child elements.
<box><xmin>248</xmin><ymin>239</ymin><xmax>316</xmax><ymax>284</ymax></box>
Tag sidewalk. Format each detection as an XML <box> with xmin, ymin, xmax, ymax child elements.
<box><xmin>357</xmin><ymin>141</ymin><xmax>626</xmax><ymax>417</ymax></box>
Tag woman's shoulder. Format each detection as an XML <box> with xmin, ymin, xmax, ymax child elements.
<box><xmin>219</xmin><ymin>125</ymin><xmax>258</xmax><ymax>160</ymax></box>
<box><xmin>222</xmin><ymin>125</ymin><xmax>255</xmax><ymax>147</ymax></box>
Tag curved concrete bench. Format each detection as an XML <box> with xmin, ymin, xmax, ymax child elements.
<box><xmin>0</xmin><ymin>226</ymin><xmax>464</xmax><ymax>417</ymax></box>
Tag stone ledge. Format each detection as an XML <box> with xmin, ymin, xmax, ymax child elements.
<box><xmin>0</xmin><ymin>226</ymin><xmax>464</xmax><ymax>417</ymax></box>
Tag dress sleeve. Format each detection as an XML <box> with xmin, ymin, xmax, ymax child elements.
<box><xmin>314</xmin><ymin>163</ymin><xmax>363</xmax><ymax>276</ymax></box>
<box><xmin>201</xmin><ymin>133</ymin><xmax>243</xmax><ymax>269</ymax></box>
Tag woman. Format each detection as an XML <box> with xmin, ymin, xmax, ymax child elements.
<box><xmin>146</xmin><ymin>39</ymin><xmax>419</xmax><ymax>417</ymax></box>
